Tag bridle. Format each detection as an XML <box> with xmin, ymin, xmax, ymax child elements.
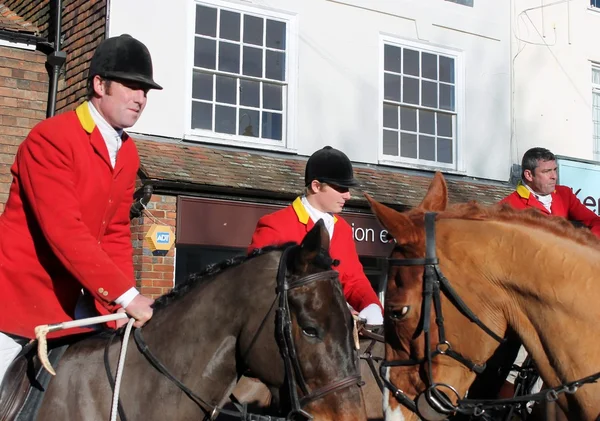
<box><xmin>380</xmin><ymin>212</ymin><xmax>505</xmax><ymax>417</ymax></box>
<box><xmin>107</xmin><ymin>245</ymin><xmax>361</xmax><ymax>421</ymax></box>
<box><xmin>275</xmin><ymin>246</ymin><xmax>362</xmax><ymax>419</ymax></box>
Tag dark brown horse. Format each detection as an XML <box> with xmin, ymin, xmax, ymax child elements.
<box><xmin>366</xmin><ymin>173</ymin><xmax>600</xmax><ymax>421</ymax></box>
<box><xmin>11</xmin><ymin>221</ymin><xmax>366</xmax><ymax>421</ymax></box>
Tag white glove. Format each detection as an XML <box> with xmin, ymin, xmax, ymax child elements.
<box><xmin>357</xmin><ymin>303</ymin><xmax>383</xmax><ymax>325</ymax></box>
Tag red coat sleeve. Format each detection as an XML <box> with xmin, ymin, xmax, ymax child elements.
<box><xmin>561</xmin><ymin>187</ymin><xmax>600</xmax><ymax>238</ymax></box>
<box><xmin>17</xmin><ymin>124</ymin><xmax>135</xmax><ymax>309</ymax></box>
<box><xmin>102</xmin><ymin>178</ymin><xmax>136</xmax><ymax>283</ymax></box>
<box><xmin>247</xmin><ymin>215</ymin><xmax>283</xmax><ymax>254</ymax></box>
<box><xmin>334</xmin><ymin>222</ymin><xmax>382</xmax><ymax>312</ymax></box>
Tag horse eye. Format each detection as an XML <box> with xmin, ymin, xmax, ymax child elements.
<box><xmin>389</xmin><ymin>306</ymin><xmax>410</xmax><ymax>321</ymax></box>
<box><xmin>302</xmin><ymin>327</ymin><xmax>319</xmax><ymax>338</ymax></box>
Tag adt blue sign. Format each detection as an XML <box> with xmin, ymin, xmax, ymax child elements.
<box><xmin>156</xmin><ymin>232</ymin><xmax>170</xmax><ymax>244</ymax></box>
<box><xmin>557</xmin><ymin>156</ymin><xmax>600</xmax><ymax>215</ymax></box>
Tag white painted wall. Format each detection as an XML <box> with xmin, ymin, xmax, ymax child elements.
<box><xmin>512</xmin><ymin>0</ymin><xmax>599</xmax><ymax>165</ymax></box>
<box><xmin>109</xmin><ymin>0</ymin><xmax>511</xmax><ymax>181</ymax></box>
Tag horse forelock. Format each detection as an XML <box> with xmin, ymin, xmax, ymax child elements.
<box><xmin>152</xmin><ymin>242</ymin><xmax>298</xmax><ymax>310</ymax></box>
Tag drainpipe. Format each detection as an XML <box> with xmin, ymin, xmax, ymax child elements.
<box><xmin>46</xmin><ymin>0</ymin><xmax>66</xmax><ymax>118</ymax></box>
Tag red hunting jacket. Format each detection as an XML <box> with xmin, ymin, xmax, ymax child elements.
<box><xmin>248</xmin><ymin>198</ymin><xmax>382</xmax><ymax>312</ymax></box>
<box><xmin>0</xmin><ymin>102</ymin><xmax>139</xmax><ymax>339</ymax></box>
<box><xmin>500</xmin><ymin>183</ymin><xmax>600</xmax><ymax>238</ymax></box>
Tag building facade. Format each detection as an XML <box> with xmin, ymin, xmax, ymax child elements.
<box><xmin>0</xmin><ymin>0</ymin><xmax>518</xmax><ymax>299</ymax></box>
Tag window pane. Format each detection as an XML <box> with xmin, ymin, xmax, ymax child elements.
<box><xmin>263</xmin><ymin>83</ymin><xmax>283</xmax><ymax>110</ymax></box>
<box><xmin>240</xmin><ymin>108</ymin><xmax>260</xmax><ymax>137</ymax></box>
<box><xmin>440</xmin><ymin>83</ymin><xmax>455</xmax><ymax>111</ymax></box>
<box><xmin>419</xmin><ymin>109</ymin><xmax>435</xmax><ymax>135</ymax></box>
<box><xmin>266</xmin><ymin>50</ymin><xmax>285</xmax><ymax>81</ymax></box>
<box><xmin>216</xmin><ymin>75</ymin><xmax>236</xmax><ymax>104</ymax></box>
<box><xmin>403</xmin><ymin>49</ymin><xmax>419</xmax><ymax>76</ymax></box>
<box><xmin>262</xmin><ymin>111</ymin><xmax>282</xmax><ymax>140</ymax></box>
<box><xmin>403</xmin><ymin>76</ymin><xmax>419</xmax><ymax>105</ymax></box>
<box><xmin>215</xmin><ymin>105</ymin><xmax>236</xmax><ymax>134</ymax></box>
<box><xmin>192</xmin><ymin>101</ymin><xmax>212</xmax><ymax>130</ymax></box>
<box><xmin>384</xmin><ymin>45</ymin><xmax>402</xmax><ymax>73</ymax></box>
<box><xmin>244</xmin><ymin>15</ymin><xmax>263</xmax><ymax>46</ymax></box>
<box><xmin>243</xmin><ymin>46</ymin><xmax>263</xmax><ymax>77</ymax></box>
<box><xmin>383</xmin><ymin>130</ymin><xmax>398</xmax><ymax>156</ymax></box>
<box><xmin>383</xmin><ymin>104</ymin><xmax>398</xmax><ymax>129</ymax></box>
<box><xmin>419</xmin><ymin>135</ymin><xmax>435</xmax><ymax>161</ymax></box>
<box><xmin>593</xmin><ymin>68</ymin><xmax>600</xmax><ymax>84</ymax></box>
<box><xmin>400</xmin><ymin>132</ymin><xmax>417</xmax><ymax>158</ymax></box>
<box><xmin>220</xmin><ymin>10</ymin><xmax>240</xmax><ymax>41</ymax></box>
<box><xmin>400</xmin><ymin>106</ymin><xmax>417</xmax><ymax>132</ymax></box>
<box><xmin>384</xmin><ymin>73</ymin><xmax>401</xmax><ymax>102</ymax></box>
<box><xmin>196</xmin><ymin>5</ymin><xmax>217</xmax><ymax>37</ymax></box>
<box><xmin>240</xmin><ymin>79</ymin><xmax>260</xmax><ymax>107</ymax></box>
<box><xmin>439</xmin><ymin>56</ymin><xmax>455</xmax><ymax>83</ymax></box>
<box><xmin>266</xmin><ymin>19</ymin><xmax>286</xmax><ymax>50</ymax></box>
<box><xmin>422</xmin><ymin>53</ymin><xmax>437</xmax><ymax>80</ymax></box>
<box><xmin>192</xmin><ymin>71</ymin><xmax>212</xmax><ymax>100</ymax></box>
<box><xmin>438</xmin><ymin>137</ymin><xmax>453</xmax><ymax>163</ymax></box>
<box><xmin>437</xmin><ymin>113</ymin><xmax>452</xmax><ymax>137</ymax></box>
<box><xmin>218</xmin><ymin>41</ymin><xmax>240</xmax><ymax>73</ymax></box>
<box><xmin>194</xmin><ymin>37</ymin><xmax>216</xmax><ymax>69</ymax></box>
<box><xmin>422</xmin><ymin>80</ymin><xmax>437</xmax><ymax>108</ymax></box>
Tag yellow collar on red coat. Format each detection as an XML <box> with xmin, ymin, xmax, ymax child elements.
<box><xmin>515</xmin><ymin>181</ymin><xmax>556</xmax><ymax>199</ymax></box>
<box><xmin>292</xmin><ymin>197</ymin><xmax>338</xmax><ymax>225</ymax></box>
<box><xmin>75</xmin><ymin>101</ymin><xmax>96</xmax><ymax>134</ymax></box>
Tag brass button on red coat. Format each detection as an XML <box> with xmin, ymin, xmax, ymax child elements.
<box><xmin>98</xmin><ymin>288</ymin><xmax>104</xmax><ymax>294</ymax></box>
<box><xmin>102</xmin><ymin>291</ymin><xmax>109</xmax><ymax>297</ymax></box>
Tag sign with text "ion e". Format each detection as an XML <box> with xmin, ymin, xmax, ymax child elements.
<box><xmin>145</xmin><ymin>224</ymin><xmax>175</xmax><ymax>251</ymax></box>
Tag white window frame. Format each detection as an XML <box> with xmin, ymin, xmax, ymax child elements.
<box><xmin>184</xmin><ymin>0</ymin><xmax>298</xmax><ymax>152</ymax></box>
<box><xmin>378</xmin><ymin>35</ymin><xmax>465</xmax><ymax>172</ymax></box>
<box><xmin>592</xmin><ymin>64</ymin><xmax>600</xmax><ymax>161</ymax></box>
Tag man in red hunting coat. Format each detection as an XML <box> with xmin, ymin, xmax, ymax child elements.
<box><xmin>0</xmin><ymin>34</ymin><xmax>162</xmax><ymax>384</ymax></box>
<box><xmin>248</xmin><ymin>146</ymin><xmax>383</xmax><ymax>325</ymax></box>
<box><xmin>499</xmin><ymin>146</ymin><xmax>600</xmax><ymax>401</ymax></box>
<box><xmin>500</xmin><ymin>147</ymin><xmax>600</xmax><ymax>237</ymax></box>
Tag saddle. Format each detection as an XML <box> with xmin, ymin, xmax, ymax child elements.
<box><xmin>0</xmin><ymin>338</ymin><xmax>68</xmax><ymax>421</ymax></box>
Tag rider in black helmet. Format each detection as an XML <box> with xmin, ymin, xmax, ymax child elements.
<box><xmin>249</xmin><ymin>146</ymin><xmax>383</xmax><ymax>325</ymax></box>
<box><xmin>0</xmin><ymin>35</ymin><xmax>161</xmax><ymax>385</ymax></box>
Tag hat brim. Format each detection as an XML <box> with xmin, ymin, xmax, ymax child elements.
<box><xmin>101</xmin><ymin>71</ymin><xmax>163</xmax><ymax>90</ymax></box>
<box><xmin>319</xmin><ymin>178</ymin><xmax>360</xmax><ymax>188</ymax></box>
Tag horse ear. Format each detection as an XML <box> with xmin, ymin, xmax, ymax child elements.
<box><xmin>298</xmin><ymin>219</ymin><xmax>330</xmax><ymax>260</ymax></box>
<box><xmin>418</xmin><ymin>172</ymin><xmax>448</xmax><ymax>211</ymax></box>
<box><xmin>364</xmin><ymin>194</ymin><xmax>414</xmax><ymax>242</ymax></box>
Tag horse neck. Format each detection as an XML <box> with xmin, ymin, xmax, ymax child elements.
<box><xmin>438</xmin><ymin>219</ymin><xmax>600</xmax><ymax>416</ymax></box>
<box><xmin>138</xmin><ymin>252</ymin><xmax>281</xmax><ymax>396</ymax></box>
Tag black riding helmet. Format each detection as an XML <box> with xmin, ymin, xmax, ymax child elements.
<box><xmin>88</xmin><ymin>34</ymin><xmax>162</xmax><ymax>90</ymax></box>
<box><xmin>305</xmin><ymin>146</ymin><xmax>359</xmax><ymax>188</ymax></box>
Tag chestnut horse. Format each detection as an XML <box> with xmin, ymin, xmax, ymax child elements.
<box><xmin>8</xmin><ymin>221</ymin><xmax>366</xmax><ymax>421</ymax></box>
<box><xmin>366</xmin><ymin>173</ymin><xmax>600</xmax><ymax>421</ymax></box>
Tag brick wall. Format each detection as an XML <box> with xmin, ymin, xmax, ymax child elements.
<box><xmin>5</xmin><ymin>0</ymin><xmax>107</xmax><ymax>112</ymax></box>
<box><xmin>0</xmin><ymin>45</ymin><xmax>48</xmax><ymax>211</ymax></box>
<box><xmin>131</xmin><ymin>194</ymin><xmax>177</xmax><ymax>298</ymax></box>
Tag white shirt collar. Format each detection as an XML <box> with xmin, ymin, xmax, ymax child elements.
<box><xmin>87</xmin><ymin>101</ymin><xmax>124</xmax><ymax>168</ymax></box>
<box><xmin>524</xmin><ymin>182</ymin><xmax>552</xmax><ymax>212</ymax></box>
<box><xmin>301</xmin><ymin>196</ymin><xmax>335</xmax><ymax>239</ymax></box>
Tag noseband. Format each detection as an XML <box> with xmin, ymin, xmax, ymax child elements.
<box><xmin>124</xmin><ymin>245</ymin><xmax>360</xmax><ymax>421</ymax></box>
<box><xmin>380</xmin><ymin>212</ymin><xmax>505</xmax><ymax>415</ymax></box>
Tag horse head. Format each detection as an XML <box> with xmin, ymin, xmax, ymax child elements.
<box><xmin>366</xmin><ymin>173</ymin><xmax>507</xmax><ymax>421</ymax></box>
<box><xmin>242</xmin><ymin>219</ymin><xmax>366</xmax><ymax>421</ymax></box>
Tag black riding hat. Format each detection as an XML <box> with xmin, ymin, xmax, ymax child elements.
<box><xmin>305</xmin><ymin>146</ymin><xmax>359</xmax><ymax>188</ymax></box>
<box><xmin>88</xmin><ymin>34</ymin><xmax>162</xmax><ymax>90</ymax></box>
